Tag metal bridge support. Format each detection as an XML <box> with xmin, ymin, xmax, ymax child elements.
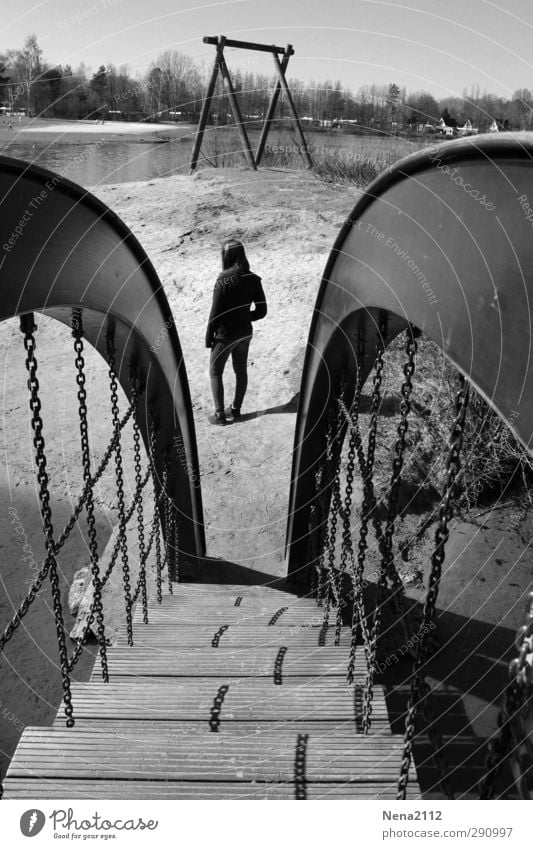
<box><xmin>286</xmin><ymin>133</ymin><xmax>533</xmax><ymax>577</ymax></box>
<box><xmin>0</xmin><ymin>155</ymin><xmax>205</xmax><ymax>571</ymax></box>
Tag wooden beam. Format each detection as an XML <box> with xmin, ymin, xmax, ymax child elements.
<box><xmin>203</xmin><ymin>35</ymin><xmax>293</xmax><ymax>55</ymax></box>
<box><xmin>272</xmin><ymin>52</ymin><xmax>313</xmax><ymax>169</ymax></box>
<box><xmin>255</xmin><ymin>46</ymin><xmax>291</xmax><ymax>166</ymax></box>
<box><xmin>189</xmin><ymin>45</ymin><xmax>221</xmax><ymax>173</ymax></box>
<box><xmin>218</xmin><ymin>49</ymin><xmax>257</xmax><ymax>171</ymax></box>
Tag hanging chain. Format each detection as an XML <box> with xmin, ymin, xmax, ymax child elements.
<box><xmin>72</xmin><ymin>310</ymin><xmax>108</xmax><ymax>682</ymax></box>
<box><xmin>364</xmin><ymin>328</ymin><xmax>418</xmax><ymax>730</ymax></box>
<box><xmin>130</xmin><ymin>372</ymin><xmax>148</xmax><ymax>624</ymax></box>
<box><xmin>322</xmin><ymin>406</ymin><xmax>343</xmax><ymax>628</ymax></box>
<box><xmin>20</xmin><ymin>313</ymin><xmax>75</xmax><ymax>726</ymax></box>
<box><xmin>478</xmin><ymin>590</ymin><xmax>533</xmax><ymax>799</ymax></box>
<box><xmin>344</xmin><ymin>328</ymin><xmax>372</xmax><ymax>680</ymax></box>
<box><xmin>397</xmin><ymin>375</ymin><xmax>470</xmax><ymax>800</ymax></box>
<box><xmin>348</xmin><ymin>319</ymin><xmax>386</xmax><ymax>687</ymax></box>
<box><xmin>107</xmin><ymin>337</ymin><xmax>134</xmax><ymax>645</ymax></box>
<box><xmin>173</xmin><ymin>502</ymin><xmax>180</xmax><ymax>584</ymax></box>
<box><xmin>163</xmin><ymin>456</ymin><xmax>174</xmax><ymax>594</ymax></box>
<box><xmin>148</xmin><ymin>413</ymin><xmax>164</xmax><ymax>605</ymax></box>
<box><xmin>314</xmin><ymin>463</ymin><xmax>328</xmax><ymax>607</ymax></box>
<box><xmin>334</xmin><ymin>377</ymin><xmax>354</xmax><ymax>645</ymax></box>
<box><xmin>1</xmin><ymin>401</ymin><xmax>135</xmax><ymax>657</ymax></box>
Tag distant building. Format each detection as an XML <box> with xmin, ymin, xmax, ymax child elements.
<box><xmin>457</xmin><ymin>119</ymin><xmax>478</xmax><ymax>136</ymax></box>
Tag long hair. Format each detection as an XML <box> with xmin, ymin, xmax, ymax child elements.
<box><xmin>221</xmin><ymin>238</ymin><xmax>250</xmax><ymax>274</ymax></box>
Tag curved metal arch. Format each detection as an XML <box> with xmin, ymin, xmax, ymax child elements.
<box><xmin>287</xmin><ymin>132</ymin><xmax>533</xmax><ymax>576</ymax></box>
<box><xmin>0</xmin><ymin>154</ymin><xmax>205</xmax><ymax>567</ymax></box>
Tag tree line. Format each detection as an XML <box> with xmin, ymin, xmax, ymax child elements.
<box><xmin>1</xmin><ymin>34</ymin><xmax>532</xmax><ymax>132</ymax></box>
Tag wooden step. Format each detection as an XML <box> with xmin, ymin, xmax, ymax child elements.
<box><xmin>6</xmin><ymin>726</ymin><xmax>417</xmax><ymax>783</ymax></box>
<box><xmin>2</xmin><ymin>779</ymin><xmax>420</xmax><ymax>800</ymax></box>
<box><xmin>62</xmin><ymin>679</ymin><xmax>387</xmax><ymax>721</ymax></box>
<box><xmin>134</xmin><ymin>606</ymin><xmax>327</xmax><ymax>627</ymax></box>
<box><xmin>51</xmin><ymin>719</ymin><xmax>392</xmax><ymax>734</ymax></box>
<box><xmin>95</xmin><ymin>646</ymin><xmax>363</xmax><ymax>679</ymax></box>
<box><xmin>117</xmin><ymin>624</ymin><xmax>352</xmax><ymax>648</ymax></box>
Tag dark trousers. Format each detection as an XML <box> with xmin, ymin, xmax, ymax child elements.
<box><xmin>209</xmin><ymin>337</ymin><xmax>251</xmax><ymax>415</ymax></box>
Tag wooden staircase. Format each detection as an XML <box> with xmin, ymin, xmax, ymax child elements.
<box><xmin>3</xmin><ymin>583</ymin><xmax>420</xmax><ymax>799</ymax></box>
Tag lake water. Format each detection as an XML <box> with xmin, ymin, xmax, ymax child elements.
<box><xmin>0</xmin><ymin>125</ymin><xmax>428</xmax><ymax>188</ymax></box>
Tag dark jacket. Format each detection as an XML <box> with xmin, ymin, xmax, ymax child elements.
<box><xmin>205</xmin><ymin>268</ymin><xmax>267</xmax><ymax>348</ymax></box>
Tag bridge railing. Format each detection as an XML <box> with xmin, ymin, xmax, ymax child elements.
<box><xmin>286</xmin><ymin>133</ymin><xmax>533</xmax><ymax>798</ymax></box>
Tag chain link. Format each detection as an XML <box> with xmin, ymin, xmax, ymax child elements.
<box><xmin>148</xmin><ymin>414</ymin><xmax>164</xmax><ymax>605</ymax></box>
<box><xmin>322</xmin><ymin>408</ymin><xmax>342</xmax><ymax>628</ymax></box>
<box><xmin>107</xmin><ymin>338</ymin><xmax>133</xmax><ymax>645</ymax></box>
<box><xmin>364</xmin><ymin>328</ymin><xmax>417</xmax><ymax>731</ymax></box>
<box><xmin>20</xmin><ymin>314</ymin><xmax>75</xmax><ymax>726</ymax></box>
<box><xmin>478</xmin><ymin>590</ymin><xmax>533</xmax><ymax>799</ymax></box>
<box><xmin>163</xmin><ymin>457</ymin><xmax>174</xmax><ymax>593</ymax></box>
<box><xmin>397</xmin><ymin>375</ymin><xmax>470</xmax><ymax>800</ymax></box>
<box><xmin>72</xmin><ymin>310</ymin><xmax>108</xmax><ymax>682</ymax></box>
<box><xmin>348</xmin><ymin>319</ymin><xmax>386</xmax><ymax>689</ymax></box>
<box><xmin>130</xmin><ymin>373</ymin><xmax>148</xmax><ymax>624</ymax></box>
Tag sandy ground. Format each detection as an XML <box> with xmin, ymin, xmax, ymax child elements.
<box><xmin>1</xmin><ymin>163</ymin><xmax>532</xmax><ymax>787</ymax></box>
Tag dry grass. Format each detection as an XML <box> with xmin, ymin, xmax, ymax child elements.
<box><xmin>197</xmin><ymin>128</ymin><xmax>430</xmax><ymax>187</ymax></box>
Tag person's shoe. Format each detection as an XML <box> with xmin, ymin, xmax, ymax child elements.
<box><xmin>224</xmin><ymin>405</ymin><xmax>241</xmax><ymax>420</ymax></box>
<box><xmin>208</xmin><ymin>412</ymin><xmax>227</xmax><ymax>426</ymax></box>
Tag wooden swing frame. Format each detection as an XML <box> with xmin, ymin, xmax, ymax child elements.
<box><xmin>189</xmin><ymin>35</ymin><xmax>313</xmax><ymax>173</ymax></box>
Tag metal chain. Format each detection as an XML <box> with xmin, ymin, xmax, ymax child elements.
<box><xmin>314</xmin><ymin>463</ymin><xmax>328</xmax><ymax>607</ymax></box>
<box><xmin>294</xmin><ymin>733</ymin><xmax>309</xmax><ymax>800</ymax></box>
<box><xmin>148</xmin><ymin>414</ymin><xmax>164</xmax><ymax>605</ymax></box>
<box><xmin>72</xmin><ymin>310</ymin><xmax>108</xmax><ymax>682</ymax></box>
<box><xmin>130</xmin><ymin>373</ymin><xmax>148</xmax><ymax>624</ymax></box>
<box><xmin>20</xmin><ymin>314</ymin><xmax>75</xmax><ymax>726</ymax></box>
<box><xmin>162</xmin><ymin>459</ymin><xmax>170</xmax><ymax>592</ymax></box>
<box><xmin>163</xmin><ymin>457</ymin><xmax>174</xmax><ymax>594</ymax></box>
<box><xmin>397</xmin><ymin>375</ymin><xmax>470</xmax><ymax>800</ymax></box>
<box><xmin>173</xmin><ymin>501</ymin><xmax>180</xmax><ymax>584</ymax></box>
<box><xmin>108</xmin><ymin>338</ymin><xmax>133</xmax><ymax>645</ymax></box>
<box><xmin>333</xmin><ymin>379</ymin><xmax>353</xmax><ymax>645</ymax></box>
<box><xmin>1</xmin><ymin>401</ymin><xmax>134</xmax><ymax>655</ymax></box>
<box><xmin>478</xmin><ymin>590</ymin><xmax>533</xmax><ymax>799</ymax></box>
<box><xmin>323</xmin><ymin>407</ymin><xmax>342</xmax><ymax>628</ymax></box>
<box><xmin>348</xmin><ymin>321</ymin><xmax>386</xmax><ymax>686</ymax></box>
<box><xmin>364</xmin><ymin>328</ymin><xmax>417</xmax><ymax>730</ymax></box>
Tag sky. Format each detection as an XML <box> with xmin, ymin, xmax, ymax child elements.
<box><xmin>2</xmin><ymin>0</ymin><xmax>533</xmax><ymax>99</ymax></box>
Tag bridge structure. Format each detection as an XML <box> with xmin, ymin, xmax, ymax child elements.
<box><xmin>1</xmin><ymin>136</ymin><xmax>532</xmax><ymax>800</ymax></box>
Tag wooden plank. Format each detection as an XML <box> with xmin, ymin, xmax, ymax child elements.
<box><xmin>63</xmin><ymin>679</ymin><xmax>386</xmax><ymax>721</ymax></box>
<box><xmin>116</xmin><ymin>625</ymin><xmax>353</xmax><ymax>648</ymax></box>
<box><xmin>202</xmin><ymin>36</ymin><xmax>293</xmax><ymax>55</ymax></box>
<box><xmin>7</xmin><ymin>727</ymin><xmax>417</xmax><ymax>782</ymax></box>
<box><xmin>134</xmin><ymin>608</ymin><xmax>327</xmax><ymax>626</ymax></box>
<box><xmin>2</xmin><ymin>779</ymin><xmax>420</xmax><ymax>800</ymax></box>
<box><xmin>164</xmin><ymin>584</ymin><xmax>308</xmax><ymax>597</ymax></box>
<box><xmin>94</xmin><ymin>646</ymin><xmax>364</xmax><ymax>678</ymax></box>
<box><xmin>52</xmin><ymin>719</ymin><xmax>392</xmax><ymax>734</ymax></box>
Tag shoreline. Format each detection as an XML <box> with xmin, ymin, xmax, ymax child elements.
<box><xmin>0</xmin><ymin>117</ymin><xmax>198</xmax><ymax>147</ymax></box>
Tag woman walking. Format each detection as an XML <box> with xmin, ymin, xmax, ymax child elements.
<box><xmin>206</xmin><ymin>239</ymin><xmax>267</xmax><ymax>425</ymax></box>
